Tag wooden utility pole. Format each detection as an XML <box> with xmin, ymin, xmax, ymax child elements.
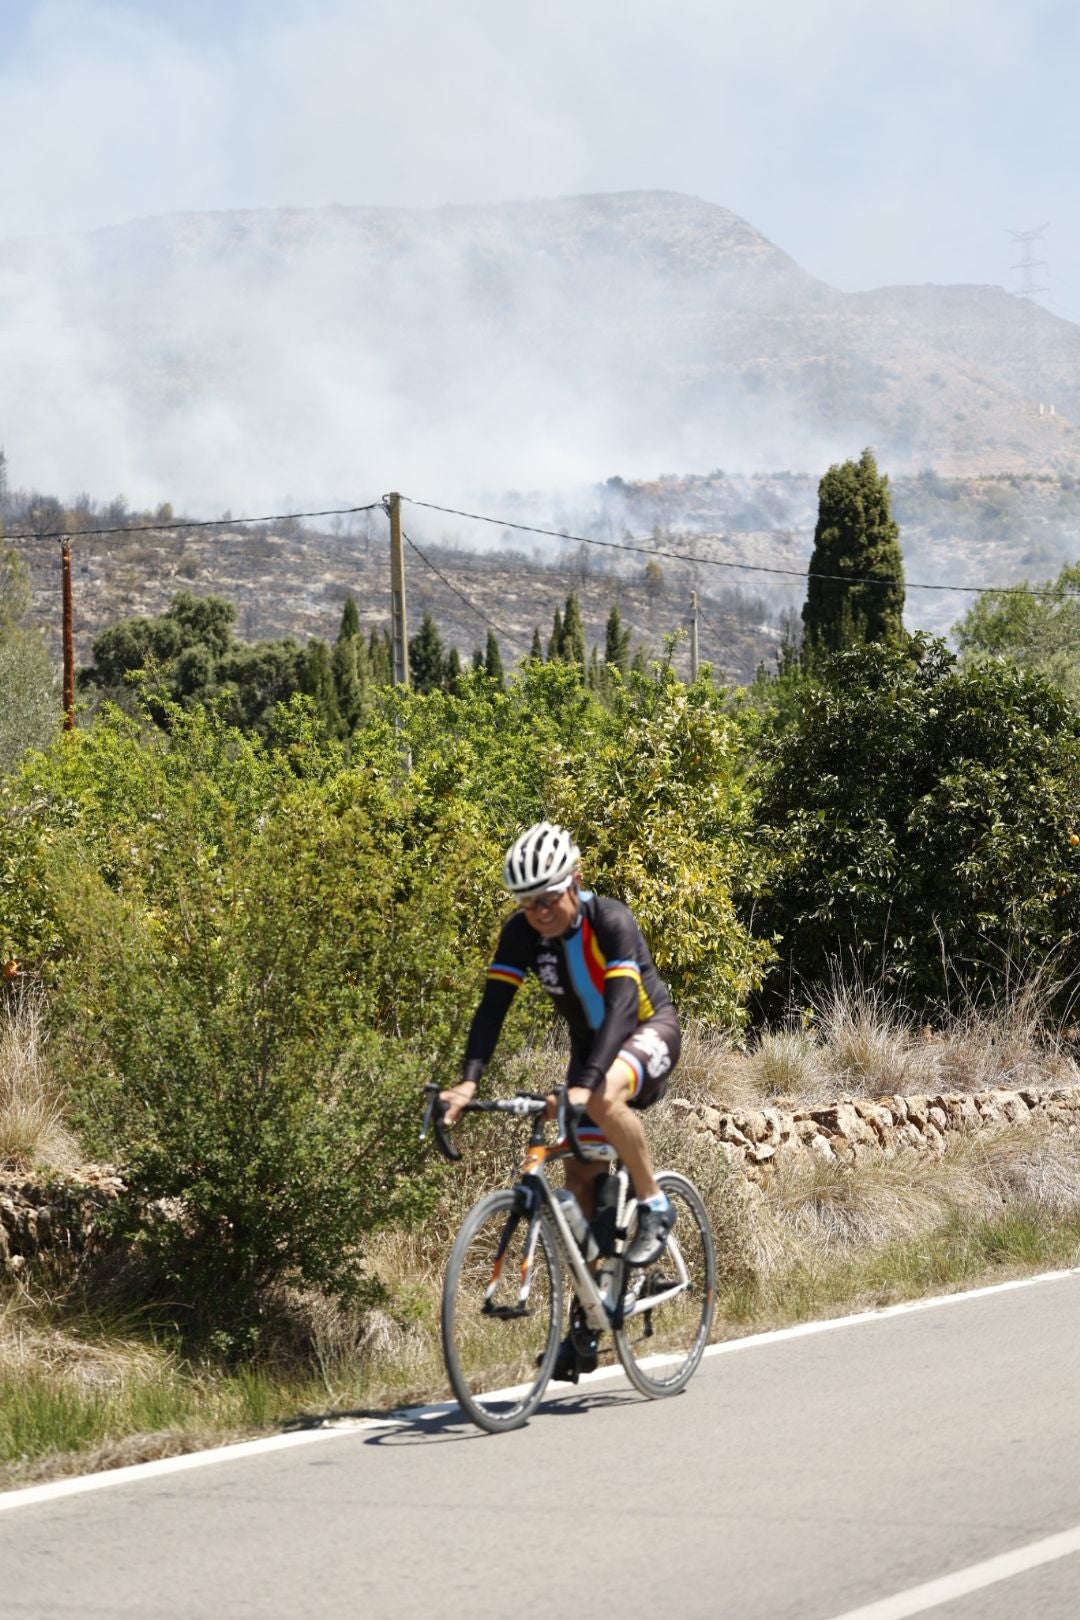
<box><xmin>689</xmin><ymin>590</ymin><xmax>699</xmax><ymax>682</ymax></box>
<box><xmin>386</xmin><ymin>492</ymin><xmax>409</xmax><ymax>687</ymax></box>
<box><xmin>61</xmin><ymin>539</ymin><xmax>75</xmax><ymax>729</ymax></box>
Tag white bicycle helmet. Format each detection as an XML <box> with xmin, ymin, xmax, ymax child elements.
<box><xmin>502</xmin><ymin>821</ymin><xmax>581</xmax><ymax>899</ymax></box>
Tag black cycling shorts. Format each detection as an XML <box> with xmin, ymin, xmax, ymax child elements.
<box><xmin>567</xmin><ymin>1006</ymin><xmax>682</xmax><ymax>1111</ymax></box>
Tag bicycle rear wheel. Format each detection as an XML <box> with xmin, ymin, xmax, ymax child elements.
<box><xmin>441</xmin><ymin>1188</ymin><xmax>563</xmax><ymax>1433</ymax></box>
<box><xmin>613</xmin><ymin>1171</ymin><xmax>715</xmax><ymax>1399</ymax></box>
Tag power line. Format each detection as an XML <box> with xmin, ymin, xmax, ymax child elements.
<box><xmin>5</xmin><ymin>485</ymin><xmax>1077</xmax><ymax>605</ymax></box>
<box><xmin>402</xmin><ymin>495</ymin><xmax>1078</xmax><ymax>600</ymax></box>
<box><xmin>3</xmin><ymin>501</ymin><xmax>383</xmax><ymax>544</ymax></box>
<box><xmin>403</xmin><ymin>530</ymin><xmax>530</xmax><ymax>655</ymax></box>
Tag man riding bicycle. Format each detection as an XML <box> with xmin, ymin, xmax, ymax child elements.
<box><xmin>442</xmin><ymin>821</ymin><xmax>681</xmax><ymax>1377</ymax></box>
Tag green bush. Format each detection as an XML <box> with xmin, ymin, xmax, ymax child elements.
<box><xmin>544</xmin><ymin>662</ymin><xmax>771</xmax><ymax>1024</ymax></box>
<box><xmin>754</xmin><ymin>637</ymin><xmax>1080</xmax><ymax>1014</ymax></box>
<box><xmin>0</xmin><ymin>661</ymin><xmax>773</xmax><ymax>1336</ymax></box>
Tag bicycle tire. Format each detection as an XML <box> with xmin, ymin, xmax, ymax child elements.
<box><xmin>613</xmin><ymin>1171</ymin><xmax>715</xmax><ymax>1399</ymax></box>
<box><xmin>441</xmin><ymin>1188</ymin><xmax>563</xmax><ymax>1433</ymax></box>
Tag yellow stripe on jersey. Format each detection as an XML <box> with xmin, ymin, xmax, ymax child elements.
<box><xmin>604</xmin><ymin>964</ymin><xmax>655</xmax><ymax>1022</ymax></box>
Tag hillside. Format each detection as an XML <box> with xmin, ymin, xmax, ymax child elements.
<box><xmin>8</xmin><ymin>504</ymin><xmax>791</xmax><ymax>689</ymax></box>
<box><xmin>9</xmin><ymin>465</ymin><xmax>1080</xmax><ymax>687</ymax></box>
<box><xmin>1</xmin><ymin>191</ymin><xmax>1078</xmax><ymax>505</ymax></box>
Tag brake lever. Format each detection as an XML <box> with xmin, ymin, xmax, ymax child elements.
<box><xmin>555</xmin><ymin>1086</ymin><xmax>590</xmax><ymax>1164</ymax></box>
<box><xmin>421</xmin><ymin>1084</ymin><xmax>462</xmax><ymax>1162</ymax></box>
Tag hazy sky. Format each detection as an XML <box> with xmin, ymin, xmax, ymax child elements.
<box><xmin>2</xmin><ymin>0</ymin><xmax>1077</xmax><ymax>320</ymax></box>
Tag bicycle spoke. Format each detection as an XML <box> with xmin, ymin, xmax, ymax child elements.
<box><xmin>613</xmin><ymin>1172</ymin><xmax>715</xmax><ymax>1398</ymax></box>
<box><xmin>442</xmin><ymin>1190</ymin><xmax>562</xmax><ymax>1433</ymax></box>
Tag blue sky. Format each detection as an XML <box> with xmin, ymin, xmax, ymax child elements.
<box><xmin>1</xmin><ymin>0</ymin><xmax>1077</xmax><ymax>321</ymax></box>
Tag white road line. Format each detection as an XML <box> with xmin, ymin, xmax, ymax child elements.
<box><xmin>696</xmin><ymin>1263</ymin><xmax>1080</xmax><ymax>1362</ymax></box>
<box><xmin>2</xmin><ymin>1265</ymin><xmax>1078</xmax><ymax>1514</ymax></box>
<box><xmin>0</xmin><ymin>1421</ymin><xmax>389</xmax><ymax>1514</ymax></box>
<box><xmin>824</xmin><ymin>1524</ymin><xmax>1080</xmax><ymax>1620</ymax></box>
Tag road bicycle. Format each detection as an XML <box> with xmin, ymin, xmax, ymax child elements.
<box><xmin>421</xmin><ymin>1084</ymin><xmax>716</xmax><ymax>1434</ymax></box>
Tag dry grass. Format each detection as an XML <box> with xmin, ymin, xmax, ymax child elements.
<box><xmin>749</xmin><ymin>1121</ymin><xmax>1080</xmax><ymax>1278</ymax></box>
<box><xmin>0</xmin><ymin>983</ymin><xmax>81</xmax><ymax>1173</ymax></box>
<box><xmin>683</xmin><ymin>972</ymin><xmax>1080</xmax><ymax>1111</ymax></box>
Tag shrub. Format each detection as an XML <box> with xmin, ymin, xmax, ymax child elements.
<box><xmin>754</xmin><ymin>637</ymin><xmax>1080</xmax><ymax>1015</ymax></box>
<box><xmin>546</xmin><ymin>662</ymin><xmax>772</xmax><ymax>1025</ymax></box>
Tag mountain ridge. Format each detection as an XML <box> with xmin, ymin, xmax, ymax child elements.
<box><xmin>0</xmin><ymin>190</ymin><xmax>1077</xmax><ymax>502</ymax></box>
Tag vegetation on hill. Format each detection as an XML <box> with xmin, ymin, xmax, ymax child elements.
<box><xmin>0</xmin><ymin>543</ymin><xmax>58</xmax><ymax>775</ymax></box>
<box><xmin>954</xmin><ymin>558</ymin><xmax>1080</xmax><ymax>705</ymax></box>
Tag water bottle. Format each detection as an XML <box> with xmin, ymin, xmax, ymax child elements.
<box><xmin>552</xmin><ymin>1188</ymin><xmax>599</xmax><ymax>1261</ymax></box>
<box><xmin>597</xmin><ymin>1255</ymin><xmax>622</xmax><ymax>1313</ymax></box>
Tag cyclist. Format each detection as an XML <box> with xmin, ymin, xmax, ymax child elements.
<box><xmin>442</xmin><ymin>821</ymin><xmax>681</xmax><ymax>1378</ymax></box>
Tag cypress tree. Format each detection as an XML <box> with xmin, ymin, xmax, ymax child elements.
<box><xmin>368</xmin><ymin>627</ymin><xmax>392</xmax><ymax>686</ymax></box>
<box><xmin>472</xmin><ymin>646</ymin><xmax>484</xmax><ymax>671</ymax></box>
<box><xmin>337</xmin><ymin>593</ymin><xmax>361</xmax><ymax>642</ymax></box>
<box><xmin>802</xmin><ymin>448</ymin><xmax>905</xmax><ymax>657</ymax></box>
<box><xmin>547</xmin><ymin>607</ymin><xmax>564</xmax><ymax>662</ymax></box>
<box><xmin>484</xmin><ymin>630</ymin><xmax>504</xmax><ymax>688</ymax></box>
<box><xmin>604</xmin><ymin>603</ymin><xmax>631</xmax><ymax>676</ymax></box>
<box><xmin>331</xmin><ymin>634</ymin><xmax>363</xmax><ymax>733</ymax></box>
<box><xmin>445</xmin><ymin>645</ymin><xmax>463</xmax><ymax>693</ymax></box>
<box><xmin>561</xmin><ymin>592</ymin><xmax>586</xmax><ymax>670</ymax></box>
<box><xmin>409</xmin><ymin>612</ymin><xmax>447</xmax><ymax>694</ymax></box>
<box><xmin>530</xmin><ymin>627</ymin><xmax>543</xmax><ymax>661</ymax></box>
<box><xmin>302</xmin><ymin>638</ymin><xmax>342</xmax><ymax>736</ymax></box>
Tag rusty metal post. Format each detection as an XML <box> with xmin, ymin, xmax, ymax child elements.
<box><xmin>61</xmin><ymin>538</ymin><xmax>75</xmax><ymax>729</ymax></box>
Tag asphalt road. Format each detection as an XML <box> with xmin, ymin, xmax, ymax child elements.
<box><xmin>3</xmin><ymin>1272</ymin><xmax>1080</xmax><ymax>1620</ymax></box>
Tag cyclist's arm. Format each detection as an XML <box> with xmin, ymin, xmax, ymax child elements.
<box><xmin>461</xmin><ymin>975</ymin><xmax>520</xmax><ymax>1081</ymax></box>
<box><xmin>442</xmin><ymin>977</ymin><xmax>519</xmax><ymax>1124</ymax></box>
<box><xmin>577</xmin><ymin>901</ymin><xmax>660</xmax><ymax>1091</ymax></box>
<box><xmin>448</xmin><ymin>916</ymin><xmax>531</xmax><ymax>1117</ymax></box>
<box><xmin>576</xmin><ymin>971</ymin><xmax>642</xmax><ymax>1091</ymax></box>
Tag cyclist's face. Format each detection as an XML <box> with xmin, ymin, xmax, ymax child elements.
<box><xmin>520</xmin><ymin>881</ymin><xmax>579</xmax><ymax>936</ymax></box>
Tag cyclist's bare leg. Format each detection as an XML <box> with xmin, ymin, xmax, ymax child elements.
<box><xmin>563</xmin><ymin>1156</ymin><xmax>607</xmax><ymax>1219</ymax></box>
<box><xmin>568</xmin><ymin>1059</ymin><xmax>662</xmax><ymax>1204</ymax></box>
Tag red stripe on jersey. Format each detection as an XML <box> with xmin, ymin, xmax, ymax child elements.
<box><xmin>582</xmin><ymin>918</ymin><xmax>607</xmax><ymax>997</ymax></box>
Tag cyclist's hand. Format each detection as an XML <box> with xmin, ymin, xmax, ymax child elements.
<box><xmin>440</xmin><ymin>1081</ymin><xmax>476</xmax><ymax>1126</ymax></box>
<box><xmin>545</xmin><ymin>1085</ymin><xmax>592</xmax><ymax>1121</ymax></box>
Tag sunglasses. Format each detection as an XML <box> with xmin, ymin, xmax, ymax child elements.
<box><xmin>519</xmin><ymin>887</ymin><xmax>571</xmax><ymax>914</ymax></box>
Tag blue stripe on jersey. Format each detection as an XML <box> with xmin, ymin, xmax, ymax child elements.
<box><xmin>489</xmin><ymin>961</ymin><xmax>525</xmax><ymax>981</ymax></box>
<box><xmin>563</xmin><ymin>924</ymin><xmax>606</xmax><ymax>1031</ymax></box>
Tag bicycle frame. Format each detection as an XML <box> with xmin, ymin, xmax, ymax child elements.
<box><xmin>499</xmin><ymin>1110</ymin><xmax>692</xmax><ymax>1335</ymax></box>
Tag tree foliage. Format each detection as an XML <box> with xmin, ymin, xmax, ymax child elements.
<box><xmin>954</xmin><ymin>560</ymin><xmax>1080</xmax><ymax>705</ymax></box>
<box><xmin>754</xmin><ymin>637</ymin><xmax>1080</xmax><ymax>1013</ymax></box>
<box><xmin>802</xmin><ymin>449</ymin><xmax>905</xmax><ymax>656</ymax></box>
<box><xmin>408</xmin><ymin>611</ymin><xmax>447</xmax><ymax>694</ymax></box>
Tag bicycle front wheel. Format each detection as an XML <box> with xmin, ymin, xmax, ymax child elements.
<box><xmin>441</xmin><ymin>1188</ymin><xmax>563</xmax><ymax>1433</ymax></box>
<box><xmin>613</xmin><ymin>1171</ymin><xmax>715</xmax><ymax>1399</ymax></box>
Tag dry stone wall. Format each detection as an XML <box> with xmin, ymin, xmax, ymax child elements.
<box><xmin>3</xmin><ymin>1085</ymin><xmax>1080</xmax><ymax>1274</ymax></box>
<box><xmin>0</xmin><ymin>1167</ymin><xmax>125</xmax><ymax>1275</ymax></box>
<box><xmin>672</xmin><ymin>1085</ymin><xmax>1080</xmax><ymax>1178</ymax></box>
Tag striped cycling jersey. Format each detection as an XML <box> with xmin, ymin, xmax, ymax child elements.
<box><xmin>462</xmin><ymin>890</ymin><xmax>673</xmax><ymax>1092</ymax></box>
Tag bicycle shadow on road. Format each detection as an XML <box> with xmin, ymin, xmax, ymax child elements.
<box><xmin>356</xmin><ymin>1385</ymin><xmax>644</xmax><ymax>1447</ymax></box>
